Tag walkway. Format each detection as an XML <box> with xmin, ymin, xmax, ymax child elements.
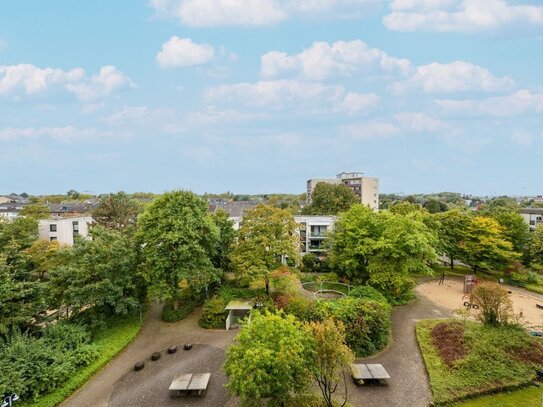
<box><xmin>61</xmin><ymin>303</ymin><xmax>236</xmax><ymax>407</ymax></box>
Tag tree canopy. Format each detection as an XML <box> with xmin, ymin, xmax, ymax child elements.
<box><xmin>91</xmin><ymin>191</ymin><xmax>143</xmax><ymax>232</ymax></box>
<box><xmin>302</xmin><ymin>182</ymin><xmax>358</xmax><ymax>215</ymax></box>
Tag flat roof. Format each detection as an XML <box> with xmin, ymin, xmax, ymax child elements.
<box><xmin>225</xmin><ymin>300</ymin><xmax>253</xmax><ymax>310</ymax></box>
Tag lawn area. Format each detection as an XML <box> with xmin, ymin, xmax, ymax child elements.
<box><xmin>455</xmin><ymin>385</ymin><xmax>543</xmax><ymax>407</ymax></box>
<box><xmin>417</xmin><ymin>319</ymin><xmax>543</xmax><ymax>405</ymax></box>
<box><xmin>21</xmin><ymin>313</ymin><xmax>143</xmax><ymax>407</ymax></box>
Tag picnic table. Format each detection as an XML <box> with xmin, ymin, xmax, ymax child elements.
<box><xmin>351</xmin><ymin>363</ymin><xmax>390</xmax><ymax>385</ymax></box>
<box><xmin>169</xmin><ymin>373</ymin><xmax>211</xmax><ymax>397</ymax></box>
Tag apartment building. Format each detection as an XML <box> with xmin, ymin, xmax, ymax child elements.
<box><xmin>295</xmin><ymin>215</ymin><xmax>335</xmax><ymax>255</ymax></box>
<box><xmin>520</xmin><ymin>208</ymin><xmax>543</xmax><ymax>231</ymax></box>
<box><xmin>306</xmin><ymin>172</ymin><xmax>379</xmax><ymax>211</ymax></box>
<box><xmin>38</xmin><ymin>216</ymin><xmax>92</xmax><ymax>245</ymax></box>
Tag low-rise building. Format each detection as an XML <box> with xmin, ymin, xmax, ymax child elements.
<box><xmin>520</xmin><ymin>208</ymin><xmax>543</xmax><ymax>231</ymax></box>
<box><xmin>0</xmin><ymin>203</ymin><xmax>25</xmax><ymax>220</ymax></box>
<box><xmin>295</xmin><ymin>215</ymin><xmax>335</xmax><ymax>254</ymax></box>
<box><xmin>38</xmin><ymin>216</ymin><xmax>93</xmax><ymax>245</ymax></box>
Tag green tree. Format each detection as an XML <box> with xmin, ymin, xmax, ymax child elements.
<box><xmin>0</xmin><ymin>217</ymin><xmax>38</xmax><ymax>266</ymax></box>
<box><xmin>422</xmin><ymin>198</ymin><xmax>448</xmax><ymax>213</ymax></box>
<box><xmin>230</xmin><ymin>205</ymin><xmax>300</xmax><ymax>292</ymax></box>
<box><xmin>224</xmin><ymin>311</ymin><xmax>312</xmax><ymax>406</ymax></box>
<box><xmin>210</xmin><ymin>209</ymin><xmax>237</xmax><ymax>271</ymax></box>
<box><xmin>470</xmin><ymin>282</ymin><xmax>514</xmax><ymax>326</ymax></box>
<box><xmin>137</xmin><ymin>191</ymin><xmax>219</xmax><ymax>308</ymax></box>
<box><xmin>435</xmin><ymin>209</ymin><xmax>472</xmax><ymax>269</ymax></box>
<box><xmin>458</xmin><ymin>216</ymin><xmax>519</xmax><ymax>272</ymax></box>
<box><xmin>302</xmin><ymin>183</ymin><xmax>358</xmax><ymax>215</ymax></box>
<box><xmin>91</xmin><ymin>191</ymin><xmax>142</xmax><ymax>232</ymax></box>
<box><xmin>19</xmin><ymin>203</ymin><xmax>50</xmax><ymax>220</ymax></box>
<box><xmin>307</xmin><ymin>318</ymin><xmax>354</xmax><ymax>407</ymax></box>
<box><xmin>488</xmin><ymin>209</ymin><xmax>530</xmax><ymax>262</ymax></box>
<box><xmin>530</xmin><ymin>225</ymin><xmax>543</xmax><ymax>265</ymax></box>
<box><xmin>48</xmin><ymin>226</ymin><xmax>143</xmax><ymax>320</ymax></box>
<box><xmin>24</xmin><ymin>239</ymin><xmax>62</xmax><ymax>280</ymax></box>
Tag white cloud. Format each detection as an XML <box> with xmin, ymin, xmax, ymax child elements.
<box><xmin>436</xmin><ymin>89</ymin><xmax>543</xmax><ymax>116</ymax></box>
<box><xmin>156</xmin><ymin>36</ymin><xmax>215</xmax><ymax>68</ymax></box>
<box><xmin>0</xmin><ymin>126</ymin><xmax>129</xmax><ymax>143</ymax></box>
<box><xmin>392</xmin><ymin>61</ymin><xmax>514</xmax><ymax>94</ymax></box>
<box><xmin>394</xmin><ymin>112</ymin><xmax>447</xmax><ymax>132</ymax></box>
<box><xmin>150</xmin><ymin>0</ymin><xmax>381</xmax><ymax>27</ymax></box>
<box><xmin>511</xmin><ymin>130</ymin><xmax>534</xmax><ymax>146</ymax></box>
<box><xmin>205</xmin><ymin>79</ymin><xmax>379</xmax><ymax>115</ymax></box>
<box><xmin>261</xmin><ymin>40</ymin><xmax>411</xmax><ymax>80</ymax></box>
<box><xmin>0</xmin><ymin>64</ymin><xmax>134</xmax><ymax>102</ymax></box>
<box><xmin>338</xmin><ymin>121</ymin><xmax>400</xmax><ymax>140</ymax></box>
<box><xmin>383</xmin><ymin>0</ymin><xmax>543</xmax><ymax>32</ymax></box>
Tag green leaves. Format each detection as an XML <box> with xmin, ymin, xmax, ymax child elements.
<box><xmin>302</xmin><ymin>182</ymin><xmax>358</xmax><ymax>215</ymax></box>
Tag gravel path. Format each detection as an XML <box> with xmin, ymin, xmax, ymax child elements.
<box><xmin>61</xmin><ymin>303</ymin><xmax>236</xmax><ymax>407</ymax></box>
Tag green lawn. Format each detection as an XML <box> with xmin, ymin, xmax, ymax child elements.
<box><xmin>455</xmin><ymin>385</ymin><xmax>543</xmax><ymax>407</ymax></box>
<box><xmin>417</xmin><ymin>319</ymin><xmax>543</xmax><ymax>405</ymax></box>
<box><xmin>21</xmin><ymin>313</ymin><xmax>143</xmax><ymax>407</ymax></box>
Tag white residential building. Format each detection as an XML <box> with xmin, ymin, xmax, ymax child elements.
<box><xmin>520</xmin><ymin>208</ymin><xmax>543</xmax><ymax>231</ymax></box>
<box><xmin>295</xmin><ymin>215</ymin><xmax>336</xmax><ymax>255</ymax></box>
<box><xmin>307</xmin><ymin>171</ymin><xmax>379</xmax><ymax>211</ymax></box>
<box><xmin>38</xmin><ymin>216</ymin><xmax>93</xmax><ymax>245</ymax></box>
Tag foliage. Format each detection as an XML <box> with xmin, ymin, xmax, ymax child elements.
<box><xmin>20</xmin><ymin>312</ymin><xmax>142</xmax><ymax>407</ymax></box>
<box><xmin>455</xmin><ymin>385</ymin><xmax>543</xmax><ymax>407</ymax></box>
<box><xmin>348</xmin><ymin>285</ymin><xmax>389</xmax><ymax>305</ymax></box>
<box><xmin>530</xmin><ymin>225</ymin><xmax>543</xmax><ymax>265</ymax></box>
<box><xmin>416</xmin><ymin>319</ymin><xmax>543</xmax><ymax>405</ymax></box>
<box><xmin>488</xmin><ymin>209</ymin><xmax>530</xmax><ymax>261</ymax></box>
<box><xmin>367</xmin><ymin>269</ymin><xmax>415</xmax><ymax>305</ymax></box>
<box><xmin>307</xmin><ymin>319</ymin><xmax>354</xmax><ymax>407</ymax></box>
<box><xmin>0</xmin><ymin>324</ymin><xmax>98</xmax><ymax>401</ymax></box>
<box><xmin>0</xmin><ymin>216</ymin><xmax>38</xmax><ymax>262</ymax></box>
<box><xmin>301</xmin><ymin>253</ymin><xmax>331</xmax><ymax>273</ymax></box>
<box><xmin>224</xmin><ymin>311</ymin><xmax>313</xmax><ymax>406</ymax></box>
<box><xmin>19</xmin><ymin>203</ymin><xmax>50</xmax><ymax>220</ymax></box>
<box><xmin>24</xmin><ymin>239</ymin><xmax>61</xmax><ymax>280</ymax></box>
<box><xmin>269</xmin><ymin>266</ymin><xmax>301</xmax><ymax>296</ymax></box>
<box><xmin>198</xmin><ymin>296</ymin><xmax>230</xmax><ymax>329</ymax></box>
<box><xmin>230</xmin><ymin>204</ymin><xmax>300</xmax><ymax>289</ymax></box>
<box><xmin>91</xmin><ymin>191</ymin><xmax>142</xmax><ymax>232</ymax></box>
<box><xmin>162</xmin><ymin>298</ymin><xmax>199</xmax><ymax>322</ymax></box>
<box><xmin>210</xmin><ymin>209</ymin><xmax>237</xmax><ymax>272</ymax></box>
<box><xmin>435</xmin><ymin>209</ymin><xmax>472</xmax><ymax>268</ymax></box>
<box><xmin>422</xmin><ymin>199</ymin><xmax>448</xmax><ymax>213</ymax></box>
<box><xmin>137</xmin><ymin>190</ymin><xmax>220</xmax><ymax>306</ymax></box>
<box><xmin>470</xmin><ymin>282</ymin><xmax>514</xmax><ymax>326</ymax></box>
<box><xmin>302</xmin><ymin>183</ymin><xmax>358</xmax><ymax>216</ymax></box>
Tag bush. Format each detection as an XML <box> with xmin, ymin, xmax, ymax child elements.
<box><xmin>368</xmin><ymin>272</ymin><xmax>415</xmax><ymax>305</ymax></box>
<box><xmin>269</xmin><ymin>267</ymin><xmax>301</xmax><ymax>296</ymax></box>
<box><xmin>470</xmin><ymin>282</ymin><xmax>514</xmax><ymax>326</ymax></box>
<box><xmin>348</xmin><ymin>285</ymin><xmax>389</xmax><ymax>305</ymax></box>
<box><xmin>198</xmin><ymin>296</ymin><xmax>229</xmax><ymax>329</ymax></box>
<box><xmin>283</xmin><ymin>296</ymin><xmax>317</xmax><ymax>321</ymax></box>
<box><xmin>162</xmin><ymin>299</ymin><xmax>199</xmax><ymax>322</ymax></box>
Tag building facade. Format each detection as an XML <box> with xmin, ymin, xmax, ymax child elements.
<box><xmin>520</xmin><ymin>208</ymin><xmax>543</xmax><ymax>231</ymax></box>
<box><xmin>38</xmin><ymin>216</ymin><xmax>93</xmax><ymax>245</ymax></box>
<box><xmin>306</xmin><ymin>172</ymin><xmax>379</xmax><ymax>211</ymax></box>
<box><xmin>295</xmin><ymin>215</ymin><xmax>335</xmax><ymax>255</ymax></box>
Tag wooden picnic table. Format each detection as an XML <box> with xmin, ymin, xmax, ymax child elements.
<box><xmin>169</xmin><ymin>373</ymin><xmax>211</xmax><ymax>397</ymax></box>
<box><xmin>351</xmin><ymin>363</ymin><xmax>390</xmax><ymax>384</ymax></box>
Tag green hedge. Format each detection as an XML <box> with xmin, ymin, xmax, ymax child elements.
<box><xmin>162</xmin><ymin>300</ymin><xmax>199</xmax><ymax>322</ymax></box>
<box><xmin>348</xmin><ymin>285</ymin><xmax>389</xmax><ymax>305</ymax></box>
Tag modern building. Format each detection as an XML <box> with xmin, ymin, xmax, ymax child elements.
<box><xmin>295</xmin><ymin>215</ymin><xmax>336</xmax><ymax>255</ymax></box>
<box><xmin>520</xmin><ymin>208</ymin><xmax>543</xmax><ymax>231</ymax></box>
<box><xmin>0</xmin><ymin>203</ymin><xmax>25</xmax><ymax>220</ymax></box>
<box><xmin>306</xmin><ymin>172</ymin><xmax>379</xmax><ymax>211</ymax></box>
<box><xmin>38</xmin><ymin>216</ymin><xmax>93</xmax><ymax>245</ymax></box>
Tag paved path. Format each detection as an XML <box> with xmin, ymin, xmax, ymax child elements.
<box><xmin>347</xmin><ymin>291</ymin><xmax>452</xmax><ymax>407</ymax></box>
<box><xmin>62</xmin><ymin>303</ymin><xmax>236</xmax><ymax>407</ymax></box>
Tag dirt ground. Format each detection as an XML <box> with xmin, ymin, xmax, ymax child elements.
<box><xmin>416</xmin><ymin>279</ymin><xmax>543</xmax><ymax>329</ymax></box>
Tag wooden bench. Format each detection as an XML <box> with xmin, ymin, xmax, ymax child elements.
<box><xmin>169</xmin><ymin>373</ymin><xmax>211</xmax><ymax>397</ymax></box>
<box><xmin>351</xmin><ymin>364</ymin><xmax>390</xmax><ymax>385</ymax></box>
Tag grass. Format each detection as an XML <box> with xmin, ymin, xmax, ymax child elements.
<box><xmin>416</xmin><ymin>319</ymin><xmax>543</xmax><ymax>405</ymax></box>
<box><xmin>21</xmin><ymin>312</ymin><xmax>143</xmax><ymax>407</ymax></box>
<box><xmin>455</xmin><ymin>385</ymin><xmax>543</xmax><ymax>407</ymax></box>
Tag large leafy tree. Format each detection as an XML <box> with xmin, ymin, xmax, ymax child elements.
<box><xmin>48</xmin><ymin>226</ymin><xmax>144</xmax><ymax>320</ymax></box>
<box><xmin>19</xmin><ymin>203</ymin><xmax>50</xmax><ymax>220</ymax></box>
<box><xmin>224</xmin><ymin>311</ymin><xmax>312</xmax><ymax>406</ymax></box>
<box><xmin>435</xmin><ymin>209</ymin><xmax>472</xmax><ymax>269</ymax></box>
<box><xmin>458</xmin><ymin>216</ymin><xmax>519</xmax><ymax>272</ymax></box>
<box><xmin>230</xmin><ymin>204</ymin><xmax>300</xmax><ymax>290</ymax></box>
<box><xmin>24</xmin><ymin>239</ymin><xmax>62</xmax><ymax>280</ymax></box>
<box><xmin>137</xmin><ymin>191</ymin><xmax>220</xmax><ymax>308</ymax></box>
<box><xmin>210</xmin><ymin>209</ymin><xmax>236</xmax><ymax>272</ymax></box>
<box><xmin>530</xmin><ymin>225</ymin><xmax>543</xmax><ymax>265</ymax></box>
<box><xmin>488</xmin><ymin>209</ymin><xmax>530</xmax><ymax>262</ymax></box>
<box><xmin>302</xmin><ymin>182</ymin><xmax>358</xmax><ymax>215</ymax></box>
<box><xmin>91</xmin><ymin>191</ymin><xmax>143</xmax><ymax>232</ymax></box>
<box><xmin>0</xmin><ymin>217</ymin><xmax>38</xmax><ymax>262</ymax></box>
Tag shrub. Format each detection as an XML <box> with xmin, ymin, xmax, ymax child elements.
<box><xmin>317</xmin><ymin>272</ymin><xmax>339</xmax><ymax>283</ymax></box>
<box><xmin>269</xmin><ymin>267</ymin><xmax>301</xmax><ymax>296</ymax></box>
<box><xmin>348</xmin><ymin>285</ymin><xmax>389</xmax><ymax>305</ymax></box>
<box><xmin>470</xmin><ymin>282</ymin><xmax>514</xmax><ymax>326</ymax></box>
<box><xmin>367</xmin><ymin>272</ymin><xmax>415</xmax><ymax>305</ymax></box>
<box><xmin>283</xmin><ymin>296</ymin><xmax>317</xmax><ymax>321</ymax></box>
<box><xmin>198</xmin><ymin>296</ymin><xmax>229</xmax><ymax>329</ymax></box>
<box><xmin>162</xmin><ymin>299</ymin><xmax>198</xmax><ymax>322</ymax></box>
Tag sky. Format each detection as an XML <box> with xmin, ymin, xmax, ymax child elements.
<box><xmin>1</xmin><ymin>0</ymin><xmax>542</xmax><ymax>196</ymax></box>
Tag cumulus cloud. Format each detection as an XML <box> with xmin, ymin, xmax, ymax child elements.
<box><xmin>436</xmin><ymin>89</ymin><xmax>543</xmax><ymax>116</ymax></box>
<box><xmin>261</xmin><ymin>40</ymin><xmax>411</xmax><ymax>80</ymax></box>
<box><xmin>383</xmin><ymin>0</ymin><xmax>543</xmax><ymax>33</ymax></box>
<box><xmin>156</xmin><ymin>36</ymin><xmax>215</xmax><ymax>68</ymax></box>
<box><xmin>205</xmin><ymin>79</ymin><xmax>379</xmax><ymax>115</ymax></box>
<box><xmin>150</xmin><ymin>0</ymin><xmax>381</xmax><ymax>27</ymax></box>
<box><xmin>0</xmin><ymin>126</ymin><xmax>129</xmax><ymax>143</ymax></box>
<box><xmin>0</xmin><ymin>64</ymin><xmax>134</xmax><ymax>101</ymax></box>
<box><xmin>392</xmin><ymin>61</ymin><xmax>514</xmax><ymax>94</ymax></box>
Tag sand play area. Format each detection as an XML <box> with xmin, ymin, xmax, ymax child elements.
<box><xmin>417</xmin><ymin>279</ymin><xmax>543</xmax><ymax>329</ymax></box>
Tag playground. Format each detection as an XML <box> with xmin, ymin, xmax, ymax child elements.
<box><xmin>416</xmin><ymin>278</ymin><xmax>543</xmax><ymax>328</ymax></box>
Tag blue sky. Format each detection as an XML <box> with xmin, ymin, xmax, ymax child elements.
<box><xmin>1</xmin><ymin>0</ymin><xmax>542</xmax><ymax>196</ymax></box>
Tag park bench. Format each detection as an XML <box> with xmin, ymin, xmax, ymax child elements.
<box><xmin>169</xmin><ymin>373</ymin><xmax>211</xmax><ymax>397</ymax></box>
<box><xmin>351</xmin><ymin>363</ymin><xmax>390</xmax><ymax>385</ymax></box>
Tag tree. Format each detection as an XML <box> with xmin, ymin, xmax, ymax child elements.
<box><xmin>224</xmin><ymin>311</ymin><xmax>312</xmax><ymax>406</ymax></box>
<box><xmin>48</xmin><ymin>226</ymin><xmax>143</xmax><ymax>320</ymax></box>
<box><xmin>530</xmin><ymin>225</ymin><xmax>543</xmax><ymax>265</ymax></box>
<box><xmin>458</xmin><ymin>216</ymin><xmax>519</xmax><ymax>272</ymax></box>
<box><xmin>66</xmin><ymin>189</ymin><xmax>81</xmax><ymax>200</ymax></box>
<box><xmin>230</xmin><ymin>205</ymin><xmax>300</xmax><ymax>292</ymax></box>
<box><xmin>91</xmin><ymin>191</ymin><xmax>142</xmax><ymax>232</ymax></box>
<box><xmin>19</xmin><ymin>203</ymin><xmax>50</xmax><ymax>220</ymax></box>
<box><xmin>470</xmin><ymin>282</ymin><xmax>514</xmax><ymax>326</ymax></box>
<box><xmin>302</xmin><ymin>183</ymin><xmax>358</xmax><ymax>215</ymax></box>
<box><xmin>422</xmin><ymin>198</ymin><xmax>448</xmax><ymax>213</ymax></box>
<box><xmin>24</xmin><ymin>239</ymin><xmax>62</xmax><ymax>280</ymax></box>
<box><xmin>435</xmin><ymin>209</ymin><xmax>472</xmax><ymax>269</ymax></box>
<box><xmin>210</xmin><ymin>209</ymin><xmax>237</xmax><ymax>272</ymax></box>
<box><xmin>136</xmin><ymin>191</ymin><xmax>219</xmax><ymax>308</ymax></box>
<box><xmin>307</xmin><ymin>319</ymin><xmax>354</xmax><ymax>407</ymax></box>
<box><xmin>488</xmin><ymin>209</ymin><xmax>530</xmax><ymax>262</ymax></box>
<box><xmin>0</xmin><ymin>217</ymin><xmax>38</xmax><ymax>266</ymax></box>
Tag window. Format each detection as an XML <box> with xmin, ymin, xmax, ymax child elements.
<box><xmin>50</xmin><ymin>224</ymin><xmax>57</xmax><ymax>232</ymax></box>
<box><xmin>72</xmin><ymin>221</ymin><xmax>79</xmax><ymax>235</ymax></box>
<box><xmin>50</xmin><ymin>237</ymin><xmax>57</xmax><ymax>241</ymax></box>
